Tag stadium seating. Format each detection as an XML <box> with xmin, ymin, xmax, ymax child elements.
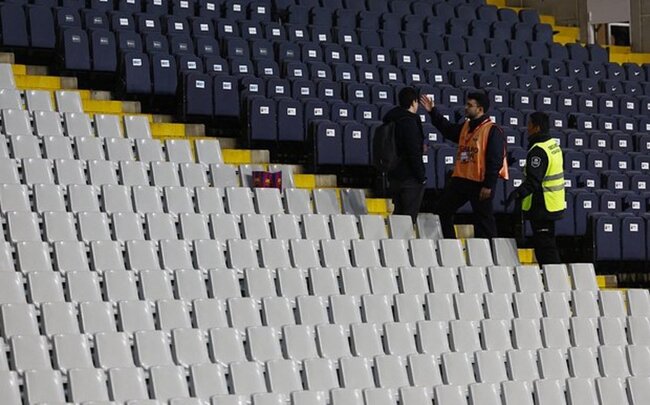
<box><xmin>1</xmin><ymin>0</ymin><xmax>650</xmax><ymax>402</ymax></box>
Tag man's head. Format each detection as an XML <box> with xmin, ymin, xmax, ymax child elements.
<box><xmin>398</xmin><ymin>87</ymin><xmax>419</xmax><ymax>113</ymax></box>
<box><xmin>527</xmin><ymin>111</ymin><xmax>550</xmax><ymax>136</ymax></box>
<box><xmin>465</xmin><ymin>92</ymin><xmax>490</xmax><ymax>120</ymax></box>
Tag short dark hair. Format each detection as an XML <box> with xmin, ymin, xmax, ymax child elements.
<box><xmin>398</xmin><ymin>87</ymin><xmax>418</xmax><ymax>109</ymax></box>
<box><xmin>529</xmin><ymin>111</ymin><xmax>550</xmax><ymax>134</ymax></box>
<box><xmin>467</xmin><ymin>91</ymin><xmax>490</xmax><ymax>112</ymax></box>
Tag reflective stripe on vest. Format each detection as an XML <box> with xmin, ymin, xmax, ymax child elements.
<box><xmin>452</xmin><ymin>120</ymin><xmax>509</xmax><ymax>182</ymax></box>
<box><xmin>522</xmin><ymin>138</ymin><xmax>565</xmax><ymax>212</ymax></box>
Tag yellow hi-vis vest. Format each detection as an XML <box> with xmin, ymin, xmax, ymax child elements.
<box><xmin>522</xmin><ymin>138</ymin><xmax>565</xmax><ymax>212</ymax></box>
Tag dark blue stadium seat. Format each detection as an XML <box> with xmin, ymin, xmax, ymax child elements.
<box><xmin>169</xmin><ymin>0</ymin><xmax>195</xmax><ymax>17</ymax></box>
<box><xmin>62</xmin><ymin>28</ymin><xmax>91</xmax><ymax>70</ymax></box>
<box><xmin>289</xmin><ymin>79</ymin><xmax>314</xmax><ymax>100</ymax></box>
<box><xmin>345</xmin><ymin>45</ymin><xmax>367</xmax><ymax>64</ymax></box>
<box><xmin>620</xmin><ymin>215</ymin><xmax>646</xmax><ymax>260</ymax></box>
<box><xmin>169</xmin><ymin>35</ymin><xmax>194</xmax><ymax>56</ymax></box>
<box><xmin>263</xmin><ymin>22</ymin><xmax>285</xmax><ymax>40</ymax></box>
<box><xmin>27</xmin><ymin>5</ymin><xmax>56</xmax><ymax>49</ymax></box>
<box><xmin>592</xmin><ymin>214</ymin><xmax>621</xmax><ymax>261</ymax></box>
<box><xmin>178</xmin><ymin>54</ymin><xmax>203</xmax><ymax>74</ymax></box>
<box><xmin>145</xmin><ymin>0</ymin><xmax>169</xmax><ymax>16</ymax></box>
<box><xmin>624</xmin><ymin>63</ymin><xmax>646</xmax><ymax>81</ymax></box>
<box><xmin>216</xmin><ymin>19</ymin><xmax>239</xmax><ymax>38</ymax></box>
<box><xmin>334</xmin><ymin>9</ymin><xmax>357</xmax><ymax>27</ymax></box>
<box><xmin>342</xmin><ymin>122</ymin><xmax>369</xmax><ymax>165</ymax></box>
<box><xmin>56</xmin><ymin>7</ymin><xmax>81</xmax><ymax>32</ymax></box>
<box><xmin>117</xmin><ymin>31</ymin><xmax>143</xmax><ymax>54</ymax></box>
<box><xmin>312</xmin><ymin>120</ymin><xmax>343</xmax><ymax>165</ymax></box>
<box><xmin>90</xmin><ymin>0</ymin><xmax>114</xmax><ymax>12</ymax></box>
<box><xmin>122</xmin><ymin>52</ymin><xmax>152</xmax><ymax>93</ymax></box>
<box><xmin>183</xmin><ymin>73</ymin><xmax>212</xmax><ymax>116</ymax></box>
<box><xmin>110</xmin><ymin>12</ymin><xmax>135</xmax><ymax>32</ymax></box>
<box><xmin>574</xmin><ymin>190</ymin><xmax>598</xmax><ymax>235</ymax></box>
<box><xmin>195</xmin><ymin>37</ymin><xmax>220</xmax><ymax>58</ymax></box>
<box><xmin>204</xmin><ymin>56</ymin><xmax>228</xmax><ymax>75</ymax></box>
<box><xmin>247</xmin><ymin>96</ymin><xmax>277</xmax><ymax>140</ymax></box>
<box><xmin>117</xmin><ymin>0</ymin><xmax>142</xmax><ymax>13</ymax></box>
<box><xmin>83</xmin><ymin>10</ymin><xmax>109</xmax><ymax>31</ymax></box>
<box><xmin>587</xmin><ymin>44</ymin><xmax>609</xmax><ymax>64</ymax></box>
<box><xmin>136</xmin><ymin>14</ymin><xmax>161</xmax><ymax>34</ymax></box>
<box><xmin>90</xmin><ymin>30</ymin><xmax>117</xmax><ymax>72</ymax></box>
<box><xmin>577</xmin><ymin>171</ymin><xmax>599</xmax><ymax>189</ymax></box>
<box><xmin>224</xmin><ymin>0</ymin><xmax>249</xmax><ymax>20</ymax></box>
<box><xmin>435</xmin><ymin>144</ymin><xmax>456</xmax><ymax>189</ymax></box>
<box><xmin>151</xmin><ymin>53</ymin><xmax>177</xmax><ymax>95</ymax></box>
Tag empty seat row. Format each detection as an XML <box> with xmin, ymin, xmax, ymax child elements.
<box><xmin>0</xmin><ymin>88</ymin><xmax>86</xmax><ymax>113</ymax></box>
<box><xmin>3</xmin><ymin>298</ymin><xmax>650</xmax><ymax>367</ymax></box>
<box><xmin>4</xmin><ymin>324</ymin><xmax>650</xmax><ymax>392</ymax></box>
<box><xmin>2</xmin><ymin>365</ymin><xmax>649</xmax><ymax>405</ymax></box>
<box><xmin>1</xmin><ymin>289</ymin><xmax>637</xmax><ymax>340</ymax></box>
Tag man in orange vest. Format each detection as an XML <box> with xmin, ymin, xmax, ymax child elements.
<box><xmin>420</xmin><ymin>92</ymin><xmax>508</xmax><ymax>239</ymax></box>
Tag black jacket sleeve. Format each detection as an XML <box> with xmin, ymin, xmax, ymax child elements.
<box><xmin>428</xmin><ymin>107</ymin><xmax>462</xmax><ymax>143</ymax></box>
<box><xmin>515</xmin><ymin>146</ymin><xmax>548</xmax><ymax>198</ymax></box>
<box><xmin>401</xmin><ymin>118</ymin><xmax>426</xmax><ymax>183</ymax></box>
<box><xmin>482</xmin><ymin>126</ymin><xmax>506</xmax><ymax>189</ymax></box>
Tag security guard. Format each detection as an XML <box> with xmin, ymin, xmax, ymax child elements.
<box><xmin>506</xmin><ymin>112</ymin><xmax>565</xmax><ymax>265</ymax></box>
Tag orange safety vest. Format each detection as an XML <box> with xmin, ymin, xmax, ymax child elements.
<box><xmin>451</xmin><ymin>119</ymin><xmax>509</xmax><ymax>182</ymax></box>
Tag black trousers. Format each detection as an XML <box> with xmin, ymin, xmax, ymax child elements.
<box><xmin>391</xmin><ymin>179</ymin><xmax>425</xmax><ymax>223</ymax></box>
<box><xmin>529</xmin><ymin>219</ymin><xmax>562</xmax><ymax>265</ymax></box>
<box><xmin>434</xmin><ymin>180</ymin><xmax>497</xmax><ymax>239</ymax></box>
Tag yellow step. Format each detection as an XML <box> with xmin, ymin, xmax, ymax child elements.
<box><xmin>610</xmin><ymin>52</ymin><xmax>650</xmax><ymax>65</ymax></box>
<box><xmin>605</xmin><ymin>45</ymin><xmax>631</xmax><ymax>54</ymax></box>
<box><xmin>294</xmin><ymin>174</ymin><xmax>317</xmax><ymax>189</ymax></box>
<box><xmin>82</xmin><ymin>100</ymin><xmax>125</xmax><ymax>114</ymax></box>
<box><xmin>626</xmin><ymin>53</ymin><xmax>650</xmax><ymax>64</ymax></box>
<box><xmin>367</xmin><ymin>198</ymin><xmax>390</xmax><ymax>215</ymax></box>
<box><xmin>151</xmin><ymin>123</ymin><xmax>186</xmax><ymax>138</ymax></box>
<box><xmin>486</xmin><ymin>0</ymin><xmax>506</xmax><ymax>7</ymax></box>
<box><xmin>597</xmin><ymin>275</ymin><xmax>618</xmax><ymax>289</ymax></box>
<box><xmin>540</xmin><ymin>15</ymin><xmax>555</xmax><ymax>26</ymax></box>
<box><xmin>518</xmin><ymin>249</ymin><xmax>536</xmax><ymax>264</ymax></box>
<box><xmin>554</xmin><ymin>35</ymin><xmax>578</xmax><ymax>45</ymax></box>
<box><xmin>222</xmin><ymin>149</ymin><xmax>253</xmax><ymax>165</ymax></box>
<box><xmin>12</xmin><ymin>65</ymin><xmax>27</xmax><ymax>76</ymax></box>
<box><xmin>555</xmin><ymin>25</ymin><xmax>579</xmax><ymax>38</ymax></box>
<box><xmin>15</xmin><ymin>74</ymin><xmax>62</xmax><ymax>90</ymax></box>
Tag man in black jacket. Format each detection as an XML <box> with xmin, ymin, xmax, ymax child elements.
<box><xmin>420</xmin><ymin>92</ymin><xmax>507</xmax><ymax>238</ymax></box>
<box><xmin>383</xmin><ymin>87</ymin><xmax>426</xmax><ymax>222</ymax></box>
<box><xmin>506</xmin><ymin>112</ymin><xmax>565</xmax><ymax>264</ymax></box>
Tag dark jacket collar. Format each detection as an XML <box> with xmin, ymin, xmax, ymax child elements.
<box><xmin>468</xmin><ymin>114</ymin><xmax>490</xmax><ymax>132</ymax></box>
<box><xmin>528</xmin><ymin>131</ymin><xmax>552</xmax><ymax>146</ymax></box>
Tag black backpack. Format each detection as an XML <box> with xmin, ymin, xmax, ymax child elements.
<box><xmin>372</xmin><ymin>119</ymin><xmax>403</xmax><ymax>172</ymax></box>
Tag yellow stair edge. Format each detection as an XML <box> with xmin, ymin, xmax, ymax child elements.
<box><xmin>597</xmin><ymin>275</ymin><xmax>618</xmax><ymax>289</ymax></box>
<box><xmin>486</xmin><ymin>0</ymin><xmax>505</xmax><ymax>7</ymax></box>
<box><xmin>222</xmin><ymin>149</ymin><xmax>253</xmax><ymax>165</ymax></box>
<box><xmin>518</xmin><ymin>249</ymin><xmax>536</xmax><ymax>264</ymax></box>
<box><xmin>151</xmin><ymin>123</ymin><xmax>186</xmax><ymax>138</ymax></box>
<box><xmin>82</xmin><ymin>100</ymin><xmax>127</xmax><ymax>114</ymax></box>
<box><xmin>540</xmin><ymin>15</ymin><xmax>555</xmax><ymax>26</ymax></box>
<box><xmin>605</xmin><ymin>45</ymin><xmax>631</xmax><ymax>54</ymax></box>
<box><xmin>15</xmin><ymin>74</ymin><xmax>61</xmax><ymax>90</ymax></box>
<box><xmin>294</xmin><ymin>174</ymin><xmax>317</xmax><ymax>189</ymax></box>
<box><xmin>12</xmin><ymin>65</ymin><xmax>26</xmax><ymax>76</ymax></box>
<box><xmin>554</xmin><ymin>35</ymin><xmax>578</xmax><ymax>45</ymax></box>
<box><xmin>454</xmin><ymin>225</ymin><xmax>475</xmax><ymax>239</ymax></box>
<box><xmin>367</xmin><ymin>198</ymin><xmax>390</xmax><ymax>214</ymax></box>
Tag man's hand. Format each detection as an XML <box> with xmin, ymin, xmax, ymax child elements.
<box><xmin>419</xmin><ymin>95</ymin><xmax>434</xmax><ymax>112</ymax></box>
<box><xmin>479</xmin><ymin>187</ymin><xmax>492</xmax><ymax>201</ymax></box>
